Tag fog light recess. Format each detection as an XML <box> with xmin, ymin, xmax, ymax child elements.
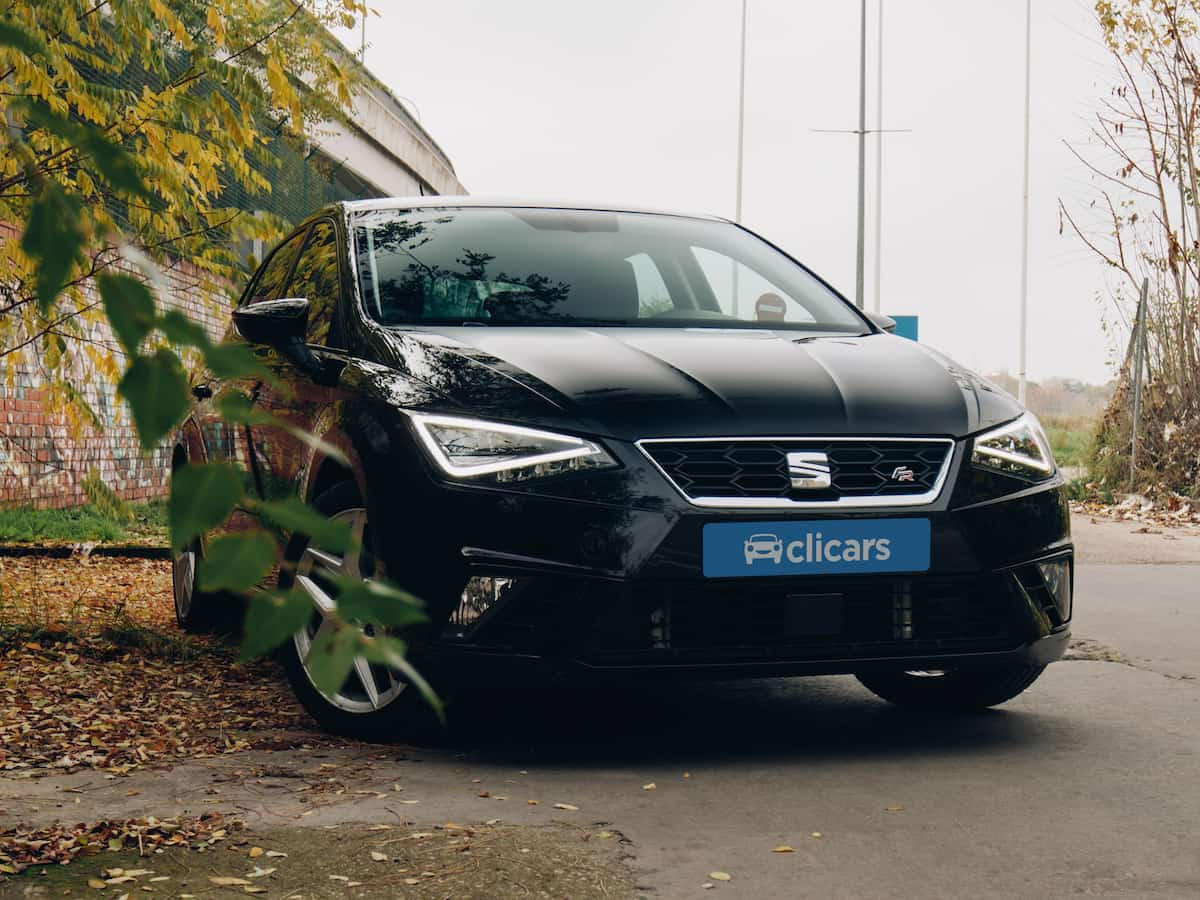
<box><xmin>445</xmin><ymin>576</ymin><xmax>519</xmax><ymax>639</ymax></box>
<box><xmin>1037</xmin><ymin>559</ymin><xmax>1072</xmax><ymax>623</ymax></box>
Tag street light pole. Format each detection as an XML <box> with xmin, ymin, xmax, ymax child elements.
<box><xmin>732</xmin><ymin>0</ymin><xmax>747</xmax><ymax>316</ymax></box>
<box><xmin>872</xmin><ymin>0</ymin><xmax>884</xmax><ymax>313</ymax></box>
<box><xmin>855</xmin><ymin>0</ymin><xmax>868</xmax><ymax>309</ymax></box>
<box><xmin>1018</xmin><ymin>0</ymin><xmax>1032</xmax><ymax>405</ymax></box>
<box><xmin>735</xmin><ymin>0</ymin><xmax>747</xmax><ymax>224</ymax></box>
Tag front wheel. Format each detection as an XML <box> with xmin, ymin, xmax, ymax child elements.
<box><xmin>278</xmin><ymin>481</ymin><xmax>439</xmax><ymax>740</ymax></box>
<box><xmin>856</xmin><ymin>662</ymin><xmax>1047</xmax><ymax>712</ymax></box>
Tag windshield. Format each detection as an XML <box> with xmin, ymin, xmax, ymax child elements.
<box><xmin>351</xmin><ymin>207</ymin><xmax>867</xmax><ymax>332</ymax></box>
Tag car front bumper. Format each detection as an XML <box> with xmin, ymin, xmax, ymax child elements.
<box><xmin>364</xmin><ymin>436</ymin><xmax>1073</xmax><ymax>683</ymax></box>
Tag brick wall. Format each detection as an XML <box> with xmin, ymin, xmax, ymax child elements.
<box><xmin>0</xmin><ymin>253</ymin><xmax>233</xmax><ymax>509</ymax></box>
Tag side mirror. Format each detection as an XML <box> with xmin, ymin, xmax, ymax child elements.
<box><xmin>231</xmin><ymin>297</ymin><xmax>332</xmax><ymax>381</ymax></box>
<box><xmin>864</xmin><ymin>310</ymin><xmax>897</xmax><ymax>334</ymax></box>
<box><xmin>232</xmin><ymin>297</ymin><xmax>309</xmax><ymax>344</ymax></box>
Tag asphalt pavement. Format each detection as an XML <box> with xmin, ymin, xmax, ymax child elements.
<box><xmin>4</xmin><ymin>516</ymin><xmax>1198</xmax><ymax>899</ymax></box>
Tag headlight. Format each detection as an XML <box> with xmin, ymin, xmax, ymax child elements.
<box><xmin>970</xmin><ymin>413</ymin><xmax>1056</xmax><ymax>479</ymax></box>
<box><xmin>409</xmin><ymin>413</ymin><xmax>618</xmax><ymax>483</ymax></box>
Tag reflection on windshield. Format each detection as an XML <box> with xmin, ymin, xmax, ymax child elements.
<box><xmin>352</xmin><ymin>207</ymin><xmax>866</xmax><ymax>332</ymax></box>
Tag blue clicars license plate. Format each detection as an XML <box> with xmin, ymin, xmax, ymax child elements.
<box><xmin>702</xmin><ymin>518</ymin><xmax>931</xmax><ymax>578</ymax></box>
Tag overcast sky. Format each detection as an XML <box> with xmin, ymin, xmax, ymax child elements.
<box><xmin>337</xmin><ymin>0</ymin><xmax>1121</xmax><ymax>384</ymax></box>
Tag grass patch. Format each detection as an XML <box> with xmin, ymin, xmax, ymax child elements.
<box><xmin>0</xmin><ymin>499</ymin><xmax>166</xmax><ymax>545</ymax></box>
<box><xmin>1042</xmin><ymin>415</ymin><xmax>1095</xmax><ymax>469</ymax></box>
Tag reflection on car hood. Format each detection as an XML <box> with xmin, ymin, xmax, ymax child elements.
<box><xmin>364</xmin><ymin>326</ymin><xmax>1022</xmax><ymax>441</ymax></box>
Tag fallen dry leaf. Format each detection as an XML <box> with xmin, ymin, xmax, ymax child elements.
<box><xmin>709</xmin><ymin>871</ymin><xmax>732</xmax><ymax>881</ymax></box>
<box><xmin>0</xmin><ymin>814</ymin><xmax>234</xmax><ymax>875</ymax></box>
<box><xmin>772</xmin><ymin>845</ymin><xmax>795</xmax><ymax>853</ymax></box>
<box><xmin>642</xmin><ymin>783</ymin><xmax>656</xmax><ymax>791</ymax></box>
<box><xmin>247</xmin><ymin>846</ymin><xmax>264</xmax><ymax>858</ymax></box>
<box><xmin>209</xmin><ymin>876</ymin><xmax>251</xmax><ymax>886</ymax></box>
<box><xmin>0</xmin><ymin>556</ymin><xmax>324</xmax><ymax>779</ymax></box>
<box><xmin>370</xmin><ymin>851</ymin><xmax>388</xmax><ymax>862</ymax></box>
<box><xmin>553</xmin><ymin>803</ymin><xmax>579</xmax><ymax>811</ymax></box>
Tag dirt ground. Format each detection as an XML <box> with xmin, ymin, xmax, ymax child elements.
<box><xmin>2</xmin><ymin>823</ymin><xmax>633</xmax><ymax>899</ymax></box>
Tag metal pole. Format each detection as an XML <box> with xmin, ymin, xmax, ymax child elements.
<box><xmin>1176</xmin><ymin>59</ymin><xmax>1187</xmax><ymax>341</ymax></box>
<box><xmin>872</xmin><ymin>0</ymin><xmax>884</xmax><ymax>313</ymax></box>
<box><xmin>1018</xmin><ymin>0</ymin><xmax>1032</xmax><ymax>405</ymax></box>
<box><xmin>855</xmin><ymin>0</ymin><xmax>868</xmax><ymax>309</ymax></box>
<box><xmin>1131</xmin><ymin>276</ymin><xmax>1149</xmax><ymax>481</ymax></box>
<box><xmin>735</xmin><ymin>0</ymin><xmax>747</xmax><ymax>224</ymax></box>
<box><xmin>732</xmin><ymin>0</ymin><xmax>747</xmax><ymax>316</ymax></box>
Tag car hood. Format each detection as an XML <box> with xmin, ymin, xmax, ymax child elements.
<box><xmin>363</xmin><ymin>326</ymin><xmax>1022</xmax><ymax>441</ymax></box>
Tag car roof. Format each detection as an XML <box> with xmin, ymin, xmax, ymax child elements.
<box><xmin>339</xmin><ymin>195</ymin><xmax>732</xmax><ymax>224</ymax></box>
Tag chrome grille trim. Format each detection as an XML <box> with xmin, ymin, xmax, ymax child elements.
<box><xmin>636</xmin><ymin>436</ymin><xmax>957</xmax><ymax>509</ymax></box>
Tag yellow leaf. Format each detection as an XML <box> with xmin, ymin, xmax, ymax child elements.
<box><xmin>709</xmin><ymin>871</ymin><xmax>732</xmax><ymax>881</ymax></box>
<box><xmin>772</xmin><ymin>845</ymin><xmax>795</xmax><ymax>853</ymax></box>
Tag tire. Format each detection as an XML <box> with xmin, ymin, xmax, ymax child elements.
<box><xmin>855</xmin><ymin>663</ymin><xmax>1047</xmax><ymax>712</ymax></box>
<box><xmin>171</xmin><ymin>475</ymin><xmax>239</xmax><ymax>633</ymax></box>
<box><xmin>277</xmin><ymin>481</ymin><xmax>441</xmax><ymax>740</ymax></box>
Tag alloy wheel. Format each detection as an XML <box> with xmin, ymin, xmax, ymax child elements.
<box><xmin>291</xmin><ymin>507</ymin><xmax>407</xmax><ymax>714</ymax></box>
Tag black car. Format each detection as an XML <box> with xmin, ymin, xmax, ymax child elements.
<box><xmin>172</xmin><ymin>199</ymin><xmax>1073</xmax><ymax>737</ymax></box>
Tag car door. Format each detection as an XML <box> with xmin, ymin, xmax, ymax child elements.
<box><xmin>241</xmin><ymin>219</ymin><xmax>346</xmax><ymax>507</ymax></box>
<box><xmin>181</xmin><ymin>226</ymin><xmax>309</xmax><ymax>540</ymax></box>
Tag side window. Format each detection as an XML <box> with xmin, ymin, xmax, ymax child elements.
<box><xmin>285</xmin><ymin>221</ymin><xmax>341</xmax><ymax>347</ymax></box>
<box><xmin>246</xmin><ymin>231</ymin><xmax>306</xmax><ymax>305</ymax></box>
<box><xmin>625</xmin><ymin>253</ymin><xmax>673</xmax><ymax>317</ymax></box>
<box><xmin>690</xmin><ymin>246</ymin><xmax>815</xmax><ymax>323</ymax></box>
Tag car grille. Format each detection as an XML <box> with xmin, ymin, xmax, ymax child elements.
<box><xmin>576</xmin><ymin>574</ymin><xmax>1031</xmax><ymax>663</ymax></box>
<box><xmin>640</xmin><ymin>438</ymin><xmax>952</xmax><ymax>502</ymax></box>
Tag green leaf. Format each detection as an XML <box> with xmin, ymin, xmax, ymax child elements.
<box><xmin>0</xmin><ymin>20</ymin><xmax>44</xmax><ymax>57</ymax></box>
<box><xmin>360</xmin><ymin>635</ymin><xmax>443</xmax><ymax>722</ymax></box>
<box><xmin>254</xmin><ymin>497</ymin><xmax>353</xmax><ymax>554</ymax></box>
<box><xmin>240</xmin><ymin>588</ymin><xmax>312</xmax><ymax>661</ymax></box>
<box><xmin>304</xmin><ymin>623</ymin><xmax>359</xmax><ymax>696</ymax></box>
<box><xmin>118</xmin><ymin>348</ymin><xmax>189</xmax><ymax>449</ymax></box>
<box><xmin>168</xmin><ymin>462</ymin><xmax>244</xmax><ymax>553</ymax></box>
<box><xmin>203</xmin><ymin>342</ymin><xmax>267</xmax><ymax>380</ymax></box>
<box><xmin>215</xmin><ymin>389</ymin><xmax>273</xmax><ymax>425</ymax></box>
<box><xmin>329</xmin><ymin>576</ymin><xmax>426</xmax><ymax>628</ymax></box>
<box><xmin>198</xmin><ymin>531</ymin><xmax>276</xmax><ymax>593</ymax></box>
<box><xmin>279</xmin><ymin>421</ymin><xmax>350</xmax><ymax>467</ymax></box>
<box><xmin>21</xmin><ymin>181</ymin><xmax>83</xmax><ymax>311</ymax></box>
<box><xmin>215</xmin><ymin>392</ymin><xmax>348</xmax><ymax>466</ymax></box>
<box><xmin>98</xmin><ymin>273</ymin><xmax>156</xmax><ymax>356</ymax></box>
<box><xmin>158</xmin><ymin>309</ymin><xmax>212</xmax><ymax>349</ymax></box>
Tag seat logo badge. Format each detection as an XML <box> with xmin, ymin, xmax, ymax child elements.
<box><xmin>787</xmin><ymin>451</ymin><xmax>832</xmax><ymax>490</ymax></box>
<box><xmin>891</xmin><ymin>466</ymin><xmax>916</xmax><ymax>483</ymax></box>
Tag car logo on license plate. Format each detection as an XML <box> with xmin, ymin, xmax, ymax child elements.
<box><xmin>787</xmin><ymin>451</ymin><xmax>832</xmax><ymax>490</ymax></box>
